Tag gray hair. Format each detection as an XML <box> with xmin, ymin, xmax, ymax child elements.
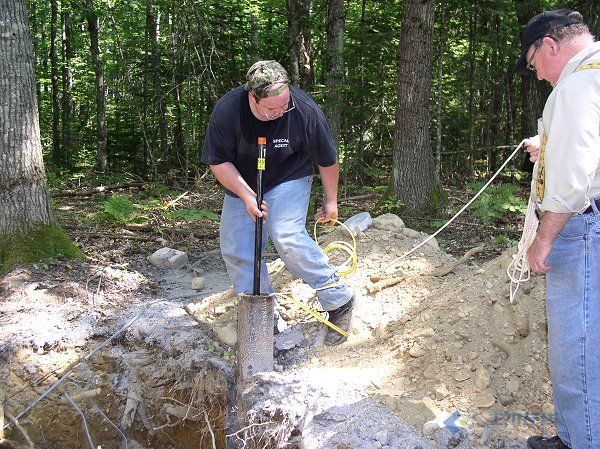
<box><xmin>533</xmin><ymin>11</ymin><xmax>594</xmax><ymax>48</ymax></box>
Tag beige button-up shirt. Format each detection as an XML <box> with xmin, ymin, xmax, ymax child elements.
<box><xmin>536</xmin><ymin>41</ymin><xmax>600</xmax><ymax>213</ymax></box>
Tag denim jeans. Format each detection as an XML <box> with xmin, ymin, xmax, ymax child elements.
<box><xmin>219</xmin><ymin>175</ymin><xmax>352</xmax><ymax>311</ymax></box>
<box><xmin>545</xmin><ymin>204</ymin><xmax>600</xmax><ymax>449</ymax></box>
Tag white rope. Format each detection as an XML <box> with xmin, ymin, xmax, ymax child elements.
<box><xmin>384</xmin><ymin>139</ymin><xmax>528</xmax><ymax>271</ymax></box>
<box><xmin>507</xmin><ymin>161</ymin><xmax>540</xmax><ymax>303</ymax></box>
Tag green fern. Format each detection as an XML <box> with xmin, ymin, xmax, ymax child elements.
<box><xmin>165</xmin><ymin>208</ymin><xmax>220</xmax><ymax>222</ymax></box>
<box><xmin>103</xmin><ymin>195</ymin><xmax>134</xmax><ymax>223</ymax></box>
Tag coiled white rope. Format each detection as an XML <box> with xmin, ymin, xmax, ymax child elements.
<box><xmin>506</xmin><ymin>160</ymin><xmax>540</xmax><ymax>303</ymax></box>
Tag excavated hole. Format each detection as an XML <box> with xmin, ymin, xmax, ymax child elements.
<box><xmin>4</xmin><ymin>344</ymin><xmax>231</xmax><ymax>449</ymax></box>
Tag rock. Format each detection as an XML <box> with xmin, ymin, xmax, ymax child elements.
<box><xmin>215</xmin><ymin>323</ymin><xmax>237</xmax><ymax>347</ymax></box>
<box><xmin>542</xmin><ymin>402</ymin><xmax>555</xmax><ymax>415</ymax></box>
<box><xmin>498</xmin><ymin>395</ymin><xmax>515</xmax><ymax>406</ymax></box>
<box><xmin>454</xmin><ymin>371</ymin><xmax>471</xmax><ymax>382</ymax></box>
<box><xmin>474</xmin><ymin>366</ymin><xmax>492</xmax><ymax>391</ymax></box>
<box><xmin>423</xmin><ymin>366</ymin><xmax>437</xmax><ymax>379</ymax></box>
<box><xmin>425</xmin><ymin>237</ymin><xmax>440</xmax><ymax>251</ymax></box>
<box><xmin>343</xmin><ymin>212</ymin><xmax>373</xmax><ymax>236</ymax></box>
<box><xmin>403</xmin><ymin>228</ymin><xmax>421</xmax><ymax>239</ymax></box>
<box><xmin>408</xmin><ymin>346</ymin><xmax>427</xmax><ymax>358</ymax></box>
<box><xmin>274</xmin><ymin>328</ymin><xmax>304</xmax><ymax>351</ymax></box>
<box><xmin>422</xmin><ymin>421</ymin><xmax>439</xmax><ymax>436</ymax></box>
<box><xmin>394</xmin><ymin>233</ymin><xmax>405</xmax><ymax>240</ymax></box>
<box><xmin>506</xmin><ymin>377</ymin><xmax>520</xmax><ymax>394</ymax></box>
<box><xmin>434</xmin><ymin>384</ymin><xmax>450</xmax><ymax>400</ymax></box>
<box><xmin>474</xmin><ymin>391</ymin><xmax>496</xmax><ymax>408</ymax></box>
<box><xmin>148</xmin><ymin>247</ymin><xmax>188</xmax><ymax>270</ymax></box>
<box><xmin>524</xmin><ymin>364</ymin><xmax>534</xmax><ymax>374</ymax></box>
<box><xmin>191</xmin><ymin>276</ymin><xmax>206</xmax><ymax>290</ymax></box>
<box><xmin>373</xmin><ymin>213</ymin><xmax>405</xmax><ymax>232</ymax></box>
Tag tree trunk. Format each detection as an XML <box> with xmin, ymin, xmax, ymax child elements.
<box><xmin>514</xmin><ymin>0</ymin><xmax>547</xmax><ymax>137</ymax></box>
<box><xmin>61</xmin><ymin>0</ymin><xmax>73</xmax><ymax>169</ymax></box>
<box><xmin>286</xmin><ymin>0</ymin><xmax>313</xmax><ymax>89</ymax></box>
<box><xmin>324</xmin><ymin>0</ymin><xmax>344</xmax><ymax>149</ymax></box>
<box><xmin>0</xmin><ymin>0</ymin><xmax>54</xmax><ymax>235</ymax></box>
<box><xmin>86</xmin><ymin>0</ymin><xmax>107</xmax><ymax>172</ymax></box>
<box><xmin>467</xmin><ymin>10</ymin><xmax>475</xmax><ymax>179</ymax></box>
<box><xmin>31</xmin><ymin>0</ymin><xmax>43</xmax><ymax>127</ymax></box>
<box><xmin>392</xmin><ymin>0</ymin><xmax>438</xmax><ymax>214</ymax></box>
<box><xmin>147</xmin><ymin>0</ymin><xmax>169</xmax><ymax>173</ymax></box>
<box><xmin>50</xmin><ymin>0</ymin><xmax>61</xmax><ymax>165</ymax></box>
<box><xmin>357</xmin><ymin>0</ymin><xmax>367</xmax><ymax>164</ymax></box>
<box><xmin>435</xmin><ymin>2</ymin><xmax>445</xmax><ymax>182</ymax></box>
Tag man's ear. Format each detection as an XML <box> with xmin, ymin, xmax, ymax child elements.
<box><xmin>543</xmin><ymin>36</ymin><xmax>559</xmax><ymax>55</ymax></box>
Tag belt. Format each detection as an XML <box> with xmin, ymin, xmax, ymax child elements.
<box><xmin>583</xmin><ymin>197</ymin><xmax>600</xmax><ymax>214</ymax></box>
<box><xmin>535</xmin><ymin>197</ymin><xmax>600</xmax><ymax>220</ymax></box>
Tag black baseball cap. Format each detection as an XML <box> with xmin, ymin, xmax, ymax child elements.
<box><xmin>515</xmin><ymin>9</ymin><xmax>583</xmax><ymax>75</ymax></box>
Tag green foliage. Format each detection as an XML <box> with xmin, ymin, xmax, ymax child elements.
<box><xmin>0</xmin><ymin>224</ymin><xmax>85</xmax><ymax>274</ymax></box>
<box><xmin>468</xmin><ymin>182</ymin><xmax>527</xmax><ymax>225</ymax></box>
<box><xmin>103</xmin><ymin>194</ymin><xmax>135</xmax><ymax>223</ymax></box>
<box><xmin>165</xmin><ymin>208</ymin><xmax>220</xmax><ymax>222</ymax></box>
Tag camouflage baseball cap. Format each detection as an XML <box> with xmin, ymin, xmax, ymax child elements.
<box><xmin>245</xmin><ymin>60</ymin><xmax>289</xmax><ymax>99</ymax></box>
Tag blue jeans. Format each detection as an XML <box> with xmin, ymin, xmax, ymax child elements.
<box><xmin>545</xmin><ymin>206</ymin><xmax>600</xmax><ymax>449</ymax></box>
<box><xmin>219</xmin><ymin>175</ymin><xmax>351</xmax><ymax>311</ymax></box>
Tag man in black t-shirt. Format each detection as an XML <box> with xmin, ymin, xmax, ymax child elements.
<box><xmin>201</xmin><ymin>60</ymin><xmax>354</xmax><ymax>345</ymax></box>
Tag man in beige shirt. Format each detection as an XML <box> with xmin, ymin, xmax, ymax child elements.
<box><xmin>515</xmin><ymin>9</ymin><xmax>600</xmax><ymax>449</ymax></box>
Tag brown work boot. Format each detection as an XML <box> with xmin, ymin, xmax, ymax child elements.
<box><xmin>324</xmin><ymin>297</ymin><xmax>354</xmax><ymax>346</ymax></box>
<box><xmin>527</xmin><ymin>436</ymin><xmax>570</xmax><ymax>449</ymax></box>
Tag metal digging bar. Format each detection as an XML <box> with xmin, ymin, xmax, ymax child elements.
<box><xmin>235</xmin><ymin>136</ymin><xmax>274</xmax><ymax>431</ymax></box>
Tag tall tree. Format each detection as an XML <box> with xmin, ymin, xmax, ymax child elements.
<box><xmin>50</xmin><ymin>0</ymin><xmax>60</xmax><ymax>164</ymax></box>
<box><xmin>287</xmin><ymin>0</ymin><xmax>313</xmax><ymax>89</ymax></box>
<box><xmin>61</xmin><ymin>0</ymin><xmax>73</xmax><ymax>168</ymax></box>
<box><xmin>514</xmin><ymin>0</ymin><xmax>548</xmax><ymax>137</ymax></box>
<box><xmin>0</xmin><ymin>0</ymin><xmax>81</xmax><ymax>272</ymax></box>
<box><xmin>147</xmin><ymin>0</ymin><xmax>169</xmax><ymax>173</ymax></box>
<box><xmin>324</xmin><ymin>0</ymin><xmax>344</xmax><ymax>149</ymax></box>
<box><xmin>392</xmin><ymin>0</ymin><xmax>438</xmax><ymax>213</ymax></box>
<box><xmin>86</xmin><ymin>0</ymin><xmax>107</xmax><ymax>172</ymax></box>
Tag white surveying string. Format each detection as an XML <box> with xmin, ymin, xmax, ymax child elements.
<box><xmin>384</xmin><ymin>139</ymin><xmax>527</xmax><ymax>271</ymax></box>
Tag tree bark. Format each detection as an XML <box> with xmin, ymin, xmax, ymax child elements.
<box><xmin>0</xmin><ymin>0</ymin><xmax>54</xmax><ymax>235</ymax></box>
<box><xmin>86</xmin><ymin>0</ymin><xmax>107</xmax><ymax>172</ymax></box>
<box><xmin>514</xmin><ymin>0</ymin><xmax>548</xmax><ymax>137</ymax></box>
<box><xmin>61</xmin><ymin>0</ymin><xmax>73</xmax><ymax>169</ymax></box>
<box><xmin>435</xmin><ymin>2</ymin><xmax>445</xmax><ymax>181</ymax></box>
<box><xmin>392</xmin><ymin>0</ymin><xmax>437</xmax><ymax>214</ymax></box>
<box><xmin>324</xmin><ymin>0</ymin><xmax>344</xmax><ymax>149</ymax></box>
<box><xmin>50</xmin><ymin>0</ymin><xmax>61</xmax><ymax>165</ymax></box>
<box><xmin>286</xmin><ymin>0</ymin><xmax>313</xmax><ymax>89</ymax></box>
<box><xmin>147</xmin><ymin>0</ymin><xmax>169</xmax><ymax>173</ymax></box>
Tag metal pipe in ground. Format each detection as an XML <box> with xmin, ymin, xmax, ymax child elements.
<box><xmin>228</xmin><ymin>137</ymin><xmax>274</xmax><ymax>446</ymax></box>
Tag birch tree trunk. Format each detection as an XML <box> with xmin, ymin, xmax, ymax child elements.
<box><xmin>392</xmin><ymin>0</ymin><xmax>438</xmax><ymax>213</ymax></box>
<box><xmin>0</xmin><ymin>0</ymin><xmax>54</xmax><ymax>235</ymax></box>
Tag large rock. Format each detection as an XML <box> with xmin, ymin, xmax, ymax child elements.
<box><xmin>148</xmin><ymin>247</ymin><xmax>188</xmax><ymax>270</ymax></box>
<box><xmin>373</xmin><ymin>213</ymin><xmax>405</xmax><ymax>232</ymax></box>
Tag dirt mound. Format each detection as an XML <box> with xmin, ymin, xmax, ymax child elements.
<box><xmin>0</xmin><ymin>214</ymin><xmax>553</xmax><ymax>448</ymax></box>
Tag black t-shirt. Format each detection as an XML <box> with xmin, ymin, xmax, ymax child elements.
<box><xmin>201</xmin><ymin>85</ymin><xmax>337</xmax><ymax>196</ymax></box>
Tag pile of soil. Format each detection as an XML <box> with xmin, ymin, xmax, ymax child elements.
<box><xmin>0</xmin><ymin>212</ymin><xmax>553</xmax><ymax>449</ymax></box>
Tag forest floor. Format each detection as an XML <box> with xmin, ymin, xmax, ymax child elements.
<box><xmin>0</xmin><ymin>176</ymin><xmax>556</xmax><ymax>449</ymax></box>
